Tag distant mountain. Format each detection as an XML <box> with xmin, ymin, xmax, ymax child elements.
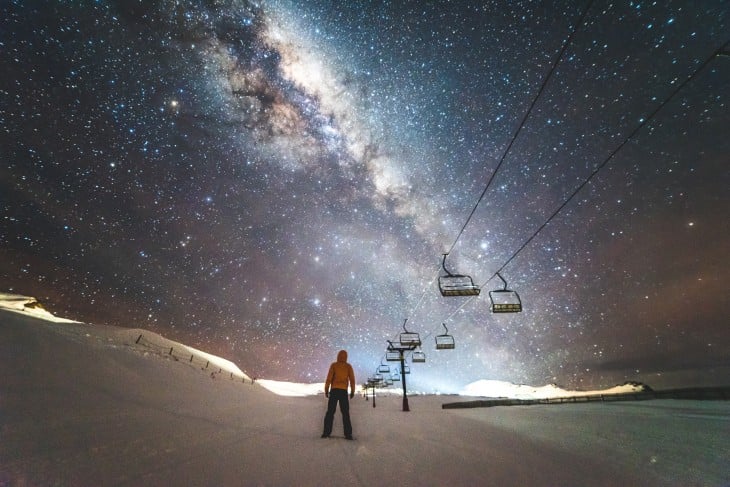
<box><xmin>458</xmin><ymin>379</ymin><xmax>651</xmax><ymax>399</ymax></box>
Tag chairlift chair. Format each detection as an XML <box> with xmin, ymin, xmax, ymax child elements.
<box><xmin>401</xmin><ymin>365</ymin><xmax>410</xmax><ymax>375</ymax></box>
<box><xmin>438</xmin><ymin>253</ymin><xmax>481</xmax><ymax>297</ymax></box>
<box><xmin>386</xmin><ymin>350</ymin><xmax>401</xmax><ymax>362</ymax></box>
<box><xmin>410</xmin><ymin>345</ymin><xmax>426</xmax><ymax>363</ymax></box>
<box><xmin>391</xmin><ymin>371</ymin><xmax>401</xmax><ymax>381</ymax></box>
<box><xmin>378</xmin><ymin>360</ymin><xmax>391</xmax><ymax>374</ymax></box>
<box><xmin>435</xmin><ymin>323</ymin><xmax>456</xmax><ymax>350</ymax></box>
<box><xmin>399</xmin><ymin>319</ymin><xmax>422</xmax><ymax>348</ymax></box>
<box><xmin>489</xmin><ymin>272</ymin><xmax>522</xmax><ymax>313</ymax></box>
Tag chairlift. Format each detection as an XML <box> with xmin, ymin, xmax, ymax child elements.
<box><xmin>435</xmin><ymin>323</ymin><xmax>456</xmax><ymax>350</ymax></box>
<box><xmin>367</xmin><ymin>378</ymin><xmax>380</xmax><ymax>387</ymax></box>
<box><xmin>401</xmin><ymin>365</ymin><xmax>410</xmax><ymax>375</ymax></box>
<box><xmin>412</xmin><ymin>349</ymin><xmax>426</xmax><ymax>363</ymax></box>
<box><xmin>378</xmin><ymin>360</ymin><xmax>391</xmax><ymax>374</ymax></box>
<box><xmin>386</xmin><ymin>350</ymin><xmax>401</xmax><ymax>362</ymax></box>
<box><xmin>391</xmin><ymin>371</ymin><xmax>401</xmax><ymax>382</ymax></box>
<box><xmin>399</xmin><ymin>318</ymin><xmax>421</xmax><ymax>347</ymax></box>
<box><xmin>489</xmin><ymin>272</ymin><xmax>522</xmax><ymax>313</ymax></box>
<box><xmin>438</xmin><ymin>253</ymin><xmax>480</xmax><ymax>297</ymax></box>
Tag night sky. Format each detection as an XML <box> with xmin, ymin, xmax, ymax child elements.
<box><xmin>2</xmin><ymin>0</ymin><xmax>728</xmax><ymax>392</ymax></box>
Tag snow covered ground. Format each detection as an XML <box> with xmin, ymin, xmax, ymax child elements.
<box><xmin>1</xmin><ymin>298</ymin><xmax>728</xmax><ymax>486</ymax></box>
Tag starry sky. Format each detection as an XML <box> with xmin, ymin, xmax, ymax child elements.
<box><xmin>2</xmin><ymin>0</ymin><xmax>728</xmax><ymax>392</ymax></box>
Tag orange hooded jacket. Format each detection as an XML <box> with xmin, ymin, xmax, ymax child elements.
<box><xmin>325</xmin><ymin>350</ymin><xmax>355</xmax><ymax>394</ymax></box>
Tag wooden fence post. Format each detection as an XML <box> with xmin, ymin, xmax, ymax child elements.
<box><xmin>169</xmin><ymin>347</ymin><xmax>173</xmax><ymax>355</ymax></box>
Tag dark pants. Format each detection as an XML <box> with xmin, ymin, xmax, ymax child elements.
<box><xmin>323</xmin><ymin>388</ymin><xmax>352</xmax><ymax>437</ymax></box>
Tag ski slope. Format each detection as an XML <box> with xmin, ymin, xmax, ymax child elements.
<box><xmin>1</xmin><ymin>301</ymin><xmax>727</xmax><ymax>486</ymax></box>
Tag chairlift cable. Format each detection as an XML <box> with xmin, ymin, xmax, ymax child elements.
<box><xmin>375</xmin><ymin>268</ymin><xmax>440</xmax><ymax>370</ymax></box>
<box><xmin>488</xmin><ymin>40</ymin><xmax>730</xmax><ymax>281</ymax></box>
<box><xmin>407</xmin><ymin>268</ymin><xmax>442</xmax><ymax>318</ymax></box>
<box><xmin>384</xmin><ymin>0</ymin><xmax>597</xmax><ymax>362</ymax></box>
<box><xmin>445</xmin><ymin>0</ymin><xmax>597</xmax><ymax>257</ymax></box>
<box><xmin>422</xmin><ymin>39</ymin><xmax>729</xmax><ymax>350</ymax></box>
<box><xmin>375</xmin><ymin>35</ymin><xmax>727</xmax><ymax>377</ymax></box>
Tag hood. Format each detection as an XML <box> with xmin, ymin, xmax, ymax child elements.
<box><xmin>337</xmin><ymin>350</ymin><xmax>348</xmax><ymax>362</ymax></box>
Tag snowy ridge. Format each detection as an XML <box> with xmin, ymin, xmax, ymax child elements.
<box><xmin>0</xmin><ymin>292</ymin><xmax>79</xmax><ymax>323</ymax></box>
<box><xmin>0</xmin><ymin>293</ymin><xmax>249</xmax><ymax>382</ymax></box>
<box><xmin>133</xmin><ymin>329</ymin><xmax>250</xmax><ymax>382</ymax></box>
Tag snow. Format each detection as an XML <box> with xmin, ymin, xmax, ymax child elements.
<box><xmin>0</xmin><ymin>292</ymin><xmax>79</xmax><ymax>323</ymax></box>
<box><xmin>257</xmin><ymin>378</ymin><xmax>645</xmax><ymax>400</ymax></box>
<box><xmin>257</xmin><ymin>380</ymin><xmax>325</xmax><ymax>397</ymax></box>
<box><xmin>458</xmin><ymin>379</ymin><xmax>646</xmax><ymax>400</ymax></box>
<box><xmin>1</xmin><ymin>295</ymin><xmax>728</xmax><ymax>486</ymax></box>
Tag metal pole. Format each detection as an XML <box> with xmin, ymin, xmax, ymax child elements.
<box><xmin>400</xmin><ymin>351</ymin><xmax>410</xmax><ymax>412</ymax></box>
<box><xmin>372</xmin><ymin>385</ymin><xmax>376</xmax><ymax>408</ymax></box>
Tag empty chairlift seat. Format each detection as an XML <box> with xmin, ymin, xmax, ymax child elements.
<box><xmin>366</xmin><ymin>379</ymin><xmax>377</xmax><ymax>389</ymax></box>
<box><xmin>489</xmin><ymin>272</ymin><xmax>522</xmax><ymax>313</ymax></box>
<box><xmin>386</xmin><ymin>351</ymin><xmax>402</xmax><ymax>361</ymax></box>
<box><xmin>411</xmin><ymin>349</ymin><xmax>426</xmax><ymax>363</ymax></box>
<box><xmin>435</xmin><ymin>323</ymin><xmax>455</xmax><ymax>350</ymax></box>
<box><xmin>400</xmin><ymin>332</ymin><xmax>422</xmax><ymax>347</ymax></box>
<box><xmin>399</xmin><ymin>319</ymin><xmax>422</xmax><ymax>348</ymax></box>
<box><xmin>435</xmin><ymin>335</ymin><xmax>455</xmax><ymax>349</ymax></box>
<box><xmin>378</xmin><ymin>361</ymin><xmax>391</xmax><ymax>374</ymax></box>
<box><xmin>438</xmin><ymin>254</ymin><xmax>481</xmax><ymax>297</ymax></box>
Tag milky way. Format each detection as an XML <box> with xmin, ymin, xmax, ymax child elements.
<box><xmin>2</xmin><ymin>0</ymin><xmax>728</xmax><ymax>391</ymax></box>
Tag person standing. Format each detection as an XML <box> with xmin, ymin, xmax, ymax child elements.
<box><xmin>321</xmin><ymin>349</ymin><xmax>356</xmax><ymax>440</ymax></box>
